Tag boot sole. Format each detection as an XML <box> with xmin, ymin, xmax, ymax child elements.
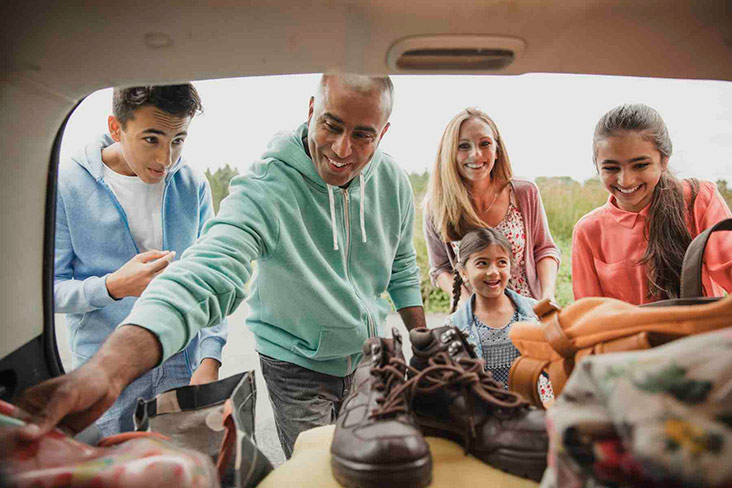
<box><xmin>419</xmin><ymin>423</ymin><xmax>546</xmax><ymax>482</ymax></box>
<box><xmin>330</xmin><ymin>453</ymin><xmax>432</xmax><ymax>488</ymax></box>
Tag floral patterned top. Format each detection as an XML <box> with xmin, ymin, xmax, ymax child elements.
<box><xmin>495</xmin><ymin>197</ymin><xmax>532</xmax><ymax>298</ymax></box>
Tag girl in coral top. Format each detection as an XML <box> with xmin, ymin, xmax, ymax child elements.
<box><xmin>572</xmin><ymin>104</ymin><xmax>732</xmax><ymax>304</ymax></box>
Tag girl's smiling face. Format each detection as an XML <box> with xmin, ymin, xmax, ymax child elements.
<box><xmin>595</xmin><ymin>131</ymin><xmax>667</xmax><ymax>212</ymax></box>
<box><xmin>460</xmin><ymin>244</ymin><xmax>511</xmax><ymax>300</ymax></box>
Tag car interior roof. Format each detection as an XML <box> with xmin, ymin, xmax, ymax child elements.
<box><xmin>1</xmin><ymin>0</ymin><xmax>730</xmax><ymax>394</ymax></box>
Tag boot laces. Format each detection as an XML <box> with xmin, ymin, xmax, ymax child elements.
<box><xmin>368</xmin><ymin>356</ymin><xmax>412</xmax><ymax>420</ymax></box>
<box><xmin>405</xmin><ymin>351</ymin><xmax>529</xmax><ymax>452</ymax></box>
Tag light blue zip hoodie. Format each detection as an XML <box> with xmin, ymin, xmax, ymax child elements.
<box><xmin>123</xmin><ymin>123</ymin><xmax>422</xmax><ymax>377</ymax></box>
<box><xmin>55</xmin><ymin>134</ymin><xmax>227</xmax><ymax>370</ymax></box>
<box><xmin>447</xmin><ymin>288</ymin><xmax>537</xmax><ymax>361</ymax></box>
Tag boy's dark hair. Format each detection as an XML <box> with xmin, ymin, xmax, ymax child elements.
<box><xmin>112</xmin><ymin>84</ymin><xmax>203</xmax><ymax>127</ymax></box>
<box><xmin>451</xmin><ymin>228</ymin><xmax>514</xmax><ymax>313</ymax></box>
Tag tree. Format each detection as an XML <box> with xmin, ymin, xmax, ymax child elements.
<box><xmin>716</xmin><ymin>179</ymin><xmax>732</xmax><ymax>209</ymax></box>
<box><xmin>204</xmin><ymin>164</ymin><xmax>239</xmax><ymax>214</ymax></box>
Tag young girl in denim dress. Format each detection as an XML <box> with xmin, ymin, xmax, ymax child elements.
<box><xmin>446</xmin><ymin>227</ymin><xmax>553</xmax><ymax>403</ymax></box>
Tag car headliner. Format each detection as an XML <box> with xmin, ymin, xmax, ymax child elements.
<box><xmin>1</xmin><ymin>0</ymin><xmax>730</xmax><ymax>361</ymax></box>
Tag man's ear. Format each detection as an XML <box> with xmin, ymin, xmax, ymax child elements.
<box><xmin>307</xmin><ymin>96</ymin><xmax>315</xmax><ymax>123</ymax></box>
<box><xmin>378</xmin><ymin>122</ymin><xmax>390</xmax><ymax>143</ymax></box>
<box><xmin>108</xmin><ymin>116</ymin><xmax>122</xmax><ymax>142</ymax></box>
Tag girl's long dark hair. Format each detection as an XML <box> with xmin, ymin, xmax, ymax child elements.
<box><xmin>593</xmin><ymin>104</ymin><xmax>698</xmax><ymax>300</ymax></box>
<box><xmin>451</xmin><ymin>228</ymin><xmax>513</xmax><ymax>312</ymax></box>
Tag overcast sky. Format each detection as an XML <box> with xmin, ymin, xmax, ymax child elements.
<box><xmin>60</xmin><ymin>73</ymin><xmax>732</xmax><ymax>184</ymax></box>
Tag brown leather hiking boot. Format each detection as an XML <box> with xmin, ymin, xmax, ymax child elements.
<box><xmin>408</xmin><ymin>326</ymin><xmax>548</xmax><ymax>482</ymax></box>
<box><xmin>331</xmin><ymin>329</ymin><xmax>432</xmax><ymax>488</ymax></box>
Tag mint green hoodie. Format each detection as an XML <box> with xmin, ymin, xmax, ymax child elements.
<box><xmin>123</xmin><ymin>123</ymin><xmax>422</xmax><ymax>376</ymax></box>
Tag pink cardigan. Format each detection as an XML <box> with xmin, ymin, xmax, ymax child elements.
<box><xmin>424</xmin><ymin>179</ymin><xmax>561</xmax><ymax>300</ymax></box>
<box><xmin>572</xmin><ymin>180</ymin><xmax>732</xmax><ymax>304</ymax></box>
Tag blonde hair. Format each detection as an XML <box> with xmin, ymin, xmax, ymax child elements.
<box><xmin>425</xmin><ymin>108</ymin><xmax>513</xmax><ymax>242</ymax></box>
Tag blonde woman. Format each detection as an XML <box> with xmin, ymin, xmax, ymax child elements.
<box><xmin>423</xmin><ymin>108</ymin><xmax>560</xmax><ymax>304</ymax></box>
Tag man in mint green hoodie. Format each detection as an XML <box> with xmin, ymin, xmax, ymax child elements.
<box><xmin>20</xmin><ymin>74</ymin><xmax>426</xmax><ymax>458</ymax></box>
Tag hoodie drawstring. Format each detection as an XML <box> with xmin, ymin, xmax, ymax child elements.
<box><xmin>359</xmin><ymin>173</ymin><xmax>367</xmax><ymax>243</ymax></box>
<box><xmin>327</xmin><ymin>175</ymin><xmax>368</xmax><ymax>251</ymax></box>
<box><xmin>327</xmin><ymin>184</ymin><xmax>339</xmax><ymax>251</ymax></box>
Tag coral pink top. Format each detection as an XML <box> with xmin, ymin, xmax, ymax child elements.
<box><xmin>572</xmin><ymin>180</ymin><xmax>732</xmax><ymax>304</ymax></box>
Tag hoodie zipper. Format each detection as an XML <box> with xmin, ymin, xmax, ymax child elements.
<box><xmin>342</xmin><ymin>188</ymin><xmax>376</xmax><ymax>340</ymax></box>
<box><xmin>161</xmin><ymin>177</ymin><xmax>171</xmax><ymax>249</ymax></box>
<box><xmin>99</xmin><ymin>181</ymin><xmax>140</xmax><ymax>254</ymax></box>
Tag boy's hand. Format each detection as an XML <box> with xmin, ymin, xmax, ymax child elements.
<box><xmin>106</xmin><ymin>250</ymin><xmax>176</xmax><ymax>299</ymax></box>
<box><xmin>189</xmin><ymin>358</ymin><xmax>221</xmax><ymax>386</ymax></box>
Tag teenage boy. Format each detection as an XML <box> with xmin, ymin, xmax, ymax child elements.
<box><xmin>52</xmin><ymin>84</ymin><xmax>228</xmax><ymax>435</ymax></box>
<box><xmin>22</xmin><ymin>75</ymin><xmax>424</xmax><ymax>457</ymax></box>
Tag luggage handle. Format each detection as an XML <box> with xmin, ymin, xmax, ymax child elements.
<box><xmin>680</xmin><ymin>218</ymin><xmax>732</xmax><ymax>298</ymax></box>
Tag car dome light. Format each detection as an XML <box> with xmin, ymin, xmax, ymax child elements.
<box><xmin>387</xmin><ymin>35</ymin><xmax>526</xmax><ymax>73</ymax></box>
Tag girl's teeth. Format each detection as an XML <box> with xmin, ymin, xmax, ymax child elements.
<box><xmin>466</xmin><ymin>163</ymin><xmax>483</xmax><ymax>169</ymax></box>
<box><xmin>617</xmin><ymin>185</ymin><xmax>641</xmax><ymax>194</ymax></box>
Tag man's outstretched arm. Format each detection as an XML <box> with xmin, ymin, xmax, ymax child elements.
<box><xmin>18</xmin><ymin>325</ymin><xmax>161</xmax><ymax>439</ymax></box>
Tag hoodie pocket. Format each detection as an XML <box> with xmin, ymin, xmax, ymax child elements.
<box><xmin>293</xmin><ymin>325</ymin><xmax>368</xmax><ymax>361</ymax></box>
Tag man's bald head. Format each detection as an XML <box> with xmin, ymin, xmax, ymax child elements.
<box><xmin>315</xmin><ymin>74</ymin><xmax>394</xmax><ymax>123</ymax></box>
<box><xmin>306</xmin><ymin>74</ymin><xmax>394</xmax><ymax>187</ymax></box>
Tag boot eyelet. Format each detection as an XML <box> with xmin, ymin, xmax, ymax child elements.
<box><xmin>448</xmin><ymin>340</ymin><xmax>461</xmax><ymax>356</ymax></box>
<box><xmin>370</xmin><ymin>344</ymin><xmax>381</xmax><ymax>362</ymax></box>
<box><xmin>440</xmin><ymin>330</ymin><xmax>455</xmax><ymax>344</ymax></box>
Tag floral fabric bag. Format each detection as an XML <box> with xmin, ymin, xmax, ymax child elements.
<box><xmin>540</xmin><ymin>327</ymin><xmax>732</xmax><ymax>488</ymax></box>
<box><xmin>0</xmin><ymin>399</ymin><xmax>219</xmax><ymax>488</ymax></box>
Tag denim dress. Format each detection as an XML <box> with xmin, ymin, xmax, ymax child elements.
<box><xmin>447</xmin><ymin>288</ymin><xmax>554</xmax><ymax>403</ymax></box>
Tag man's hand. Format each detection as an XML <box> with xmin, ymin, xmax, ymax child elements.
<box><xmin>16</xmin><ymin>361</ymin><xmax>122</xmax><ymax>439</ymax></box>
<box><xmin>16</xmin><ymin>325</ymin><xmax>162</xmax><ymax>440</ymax></box>
<box><xmin>189</xmin><ymin>358</ymin><xmax>221</xmax><ymax>386</ymax></box>
<box><xmin>397</xmin><ymin>306</ymin><xmax>427</xmax><ymax>331</ymax></box>
<box><xmin>106</xmin><ymin>250</ymin><xmax>176</xmax><ymax>299</ymax></box>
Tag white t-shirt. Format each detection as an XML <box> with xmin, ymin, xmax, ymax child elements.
<box><xmin>102</xmin><ymin>165</ymin><xmax>165</xmax><ymax>252</ymax></box>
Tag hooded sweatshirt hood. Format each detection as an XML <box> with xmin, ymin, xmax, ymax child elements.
<box><xmin>262</xmin><ymin>124</ymin><xmax>377</xmax><ymax>249</ymax></box>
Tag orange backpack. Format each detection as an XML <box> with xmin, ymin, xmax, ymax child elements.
<box><xmin>508</xmin><ymin>218</ymin><xmax>732</xmax><ymax>408</ymax></box>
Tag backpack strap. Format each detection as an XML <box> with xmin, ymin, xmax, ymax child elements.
<box><xmin>681</xmin><ymin>218</ymin><xmax>732</xmax><ymax>298</ymax></box>
<box><xmin>535</xmin><ymin>299</ymin><xmax>578</xmax><ymax>358</ymax></box>
<box><xmin>509</xmin><ymin>356</ymin><xmax>549</xmax><ymax>408</ymax></box>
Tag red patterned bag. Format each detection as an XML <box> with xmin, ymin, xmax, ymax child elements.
<box><xmin>0</xmin><ymin>399</ymin><xmax>219</xmax><ymax>488</ymax></box>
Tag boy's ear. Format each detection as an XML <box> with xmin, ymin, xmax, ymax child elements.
<box><xmin>108</xmin><ymin>115</ymin><xmax>123</xmax><ymax>142</ymax></box>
